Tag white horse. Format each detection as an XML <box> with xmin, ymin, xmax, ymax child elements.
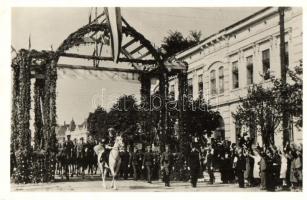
<box><xmin>94</xmin><ymin>135</ymin><xmax>124</xmax><ymax>190</ymax></box>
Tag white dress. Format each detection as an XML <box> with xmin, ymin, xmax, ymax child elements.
<box><xmin>251</xmin><ymin>154</ymin><xmax>261</xmax><ymax>178</ymax></box>
<box><xmin>280</xmin><ymin>154</ymin><xmax>287</xmax><ymax>179</ymax></box>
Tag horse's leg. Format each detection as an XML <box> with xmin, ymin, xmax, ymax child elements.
<box><xmin>102</xmin><ymin>165</ymin><xmax>107</xmax><ymax>189</ymax></box>
<box><xmin>113</xmin><ymin>160</ymin><xmax>121</xmax><ymax>190</ymax></box>
<box><xmin>115</xmin><ymin>159</ymin><xmax>121</xmax><ymax>177</ymax></box>
<box><xmin>110</xmin><ymin>167</ymin><xmax>115</xmax><ymax>189</ymax></box>
<box><xmin>109</xmin><ymin>161</ymin><xmax>119</xmax><ymax>189</ymax></box>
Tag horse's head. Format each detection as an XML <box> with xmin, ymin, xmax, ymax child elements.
<box><xmin>114</xmin><ymin>135</ymin><xmax>124</xmax><ymax>150</ymax></box>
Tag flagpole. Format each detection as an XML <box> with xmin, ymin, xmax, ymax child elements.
<box><xmin>28</xmin><ymin>33</ymin><xmax>31</xmax><ymax>50</ymax></box>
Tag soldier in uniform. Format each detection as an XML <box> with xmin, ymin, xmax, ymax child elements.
<box><xmin>99</xmin><ymin>128</ymin><xmax>116</xmax><ymax>164</ymax></box>
<box><xmin>63</xmin><ymin>134</ymin><xmax>74</xmax><ymax>180</ymax></box>
<box><xmin>160</xmin><ymin>145</ymin><xmax>173</xmax><ymax>187</ymax></box>
<box><xmin>142</xmin><ymin>145</ymin><xmax>154</xmax><ymax>183</ymax></box>
<box><xmin>70</xmin><ymin>138</ymin><xmax>78</xmax><ymax>177</ymax></box>
<box><xmin>129</xmin><ymin>146</ymin><xmax>140</xmax><ymax>180</ymax></box>
<box><xmin>76</xmin><ymin>137</ymin><xmax>86</xmax><ymax>177</ymax></box>
<box><xmin>56</xmin><ymin>137</ymin><xmax>65</xmax><ymax>175</ymax></box>
<box><xmin>85</xmin><ymin>135</ymin><xmax>96</xmax><ymax>175</ymax></box>
<box><xmin>120</xmin><ymin>146</ymin><xmax>130</xmax><ymax>180</ymax></box>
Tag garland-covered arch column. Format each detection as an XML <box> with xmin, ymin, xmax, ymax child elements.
<box><xmin>139</xmin><ymin>72</ymin><xmax>151</xmax><ymax>109</ymax></box>
<box><xmin>177</xmin><ymin>62</ymin><xmax>188</xmax><ymax>156</ymax></box>
<box><xmin>11</xmin><ymin>50</ymin><xmax>58</xmax><ymax>183</ymax></box>
<box><xmin>139</xmin><ymin>72</ymin><xmax>152</xmax><ymax>145</ymax></box>
<box><xmin>11</xmin><ymin>49</ymin><xmax>32</xmax><ymax>183</ymax></box>
<box><xmin>158</xmin><ymin>65</ymin><xmax>169</xmax><ymax>146</ymax></box>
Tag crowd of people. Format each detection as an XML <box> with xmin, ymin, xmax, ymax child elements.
<box><xmin>197</xmin><ymin>134</ymin><xmax>303</xmax><ymax>191</ymax></box>
<box><xmin>53</xmin><ymin>129</ymin><xmax>303</xmax><ymax>191</ymax></box>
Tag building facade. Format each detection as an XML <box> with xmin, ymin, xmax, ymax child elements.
<box><xmin>56</xmin><ymin>119</ymin><xmax>88</xmax><ymax>142</ymax></box>
<box><xmin>169</xmin><ymin>7</ymin><xmax>302</xmax><ymax>146</ymax></box>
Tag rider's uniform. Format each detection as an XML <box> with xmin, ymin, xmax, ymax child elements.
<box><xmin>100</xmin><ymin>135</ymin><xmax>116</xmax><ymax>163</ymax></box>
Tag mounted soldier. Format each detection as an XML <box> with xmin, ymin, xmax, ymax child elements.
<box><xmin>76</xmin><ymin>137</ymin><xmax>86</xmax><ymax>177</ymax></box>
<box><xmin>98</xmin><ymin>128</ymin><xmax>117</xmax><ymax>165</ymax></box>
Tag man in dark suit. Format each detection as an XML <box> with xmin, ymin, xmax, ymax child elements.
<box><xmin>188</xmin><ymin>144</ymin><xmax>201</xmax><ymax>187</ymax></box>
<box><xmin>206</xmin><ymin>144</ymin><xmax>215</xmax><ymax>184</ymax></box>
<box><xmin>160</xmin><ymin>145</ymin><xmax>173</xmax><ymax>187</ymax></box>
<box><xmin>142</xmin><ymin>145</ymin><xmax>154</xmax><ymax>183</ymax></box>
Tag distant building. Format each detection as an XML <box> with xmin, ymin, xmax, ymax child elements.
<box><xmin>169</xmin><ymin>7</ymin><xmax>302</xmax><ymax>146</ymax></box>
<box><xmin>56</xmin><ymin>119</ymin><xmax>88</xmax><ymax>141</ymax></box>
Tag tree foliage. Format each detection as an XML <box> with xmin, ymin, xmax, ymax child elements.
<box><xmin>87</xmin><ymin>95</ymin><xmax>139</xmax><ymax>144</ymax></box>
<box><xmin>87</xmin><ymin>106</ymin><xmax>108</xmax><ymax>139</ymax></box>
<box><xmin>185</xmin><ymin>99</ymin><xmax>220</xmax><ymax>136</ymax></box>
<box><xmin>233</xmin><ymin>62</ymin><xmax>303</xmax><ymax>146</ymax></box>
<box><xmin>87</xmin><ymin>94</ymin><xmax>221</xmax><ymax>148</ymax></box>
<box><xmin>160</xmin><ymin>30</ymin><xmax>202</xmax><ymax>59</ymax></box>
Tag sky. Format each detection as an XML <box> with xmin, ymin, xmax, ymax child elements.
<box><xmin>11</xmin><ymin>7</ymin><xmax>263</xmax><ymax>125</ymax></box>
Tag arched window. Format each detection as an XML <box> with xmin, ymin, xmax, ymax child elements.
<box><xmin>210</xmin><ymin>70</ymin><xmax>217</xmax><ymax>95</ymax></box>
<box><xmin>219</xmin><ymin>66</ymin><xmax>224</xmax><ymax>93</ymax></box>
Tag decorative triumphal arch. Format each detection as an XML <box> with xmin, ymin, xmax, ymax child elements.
<box><xmin>11</xmin><ymin>8</ymin><xmax>189</xmax><ymax>183</ymax></box>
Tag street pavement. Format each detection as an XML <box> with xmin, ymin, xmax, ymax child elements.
<box><xmin>11</xmin><ymin>174</ymin><xmax>262</xmax><ymax>192</ymax></box>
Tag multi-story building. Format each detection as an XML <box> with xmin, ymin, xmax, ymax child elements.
<box><xmin>56</xmin><ymin>119</ymin><xmax>88</xmax><ymax>141</ymax></box>
<box><xmin>169</xmin><ymin>7</ymin><xmax>302</xmax><ymax>146</ymax></box>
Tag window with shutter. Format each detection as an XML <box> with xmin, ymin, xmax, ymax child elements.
<box><xmin>262</xmin><ymin>49</ymin><xmax>270</xmax><ymax>80</ymax></box>
<box><xmin>232</xmin><ymin>61</ymin><xmax>239</xmax><ymax>89</ymax></box>
<box><xmin>219</xmin><ymin>66</ymin><xmax>224</xmax><ymax>93</ymax></box>
<box><xmin>198</xmin><ymin>74</ymin><xmax>203</xmax><ymax>98</ymax></box>
<box><xmin>210</xmin><ymin>70</ymin><xmax>217</xmax><ymax>95</ymax></box>
<box><xmin>246</xmin><ymin>56</ymin><xmax>253</xmax><ymax>85</ymax></box>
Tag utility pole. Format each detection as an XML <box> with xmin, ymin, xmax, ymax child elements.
<box><xmin>279</xmin><ymin>7</ymin><xmax>287</xmax><ymax>82</ymax></box>
<box><xmin>279</xmin><ymin>7</ymin><xmax>289</xmax><ymax>146</ymax></box>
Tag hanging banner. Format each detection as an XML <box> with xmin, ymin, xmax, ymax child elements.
<box><xmin>104</xmin><ymin>7</ymin><xmax>122</xmax><ymax>63</ymax></box>
<box><xmin>57</xmin><ymin>68</ymin><xmax>139</xmax><ymax>83</ymax></box>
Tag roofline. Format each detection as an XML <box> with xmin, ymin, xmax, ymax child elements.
<box><xmin>174</xmin><ymin>7</ymin><xmax>278</xmax><ymax>59</ymax></box>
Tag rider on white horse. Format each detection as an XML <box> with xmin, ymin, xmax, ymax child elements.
<box><xmin>94</xmin><ymin>128</ymin><xmax>124</xmax><ymax>189</ymax></box>
<box><xmin>100</xmin><ymin>128</ymin><xmax>116</xmax><ymax>165</ymax></box>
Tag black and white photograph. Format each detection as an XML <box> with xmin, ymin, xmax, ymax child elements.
<box><xmin>0</xmin><ymin>0</ymin><xmax>304</xmax><ymax>195</ymax></box>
